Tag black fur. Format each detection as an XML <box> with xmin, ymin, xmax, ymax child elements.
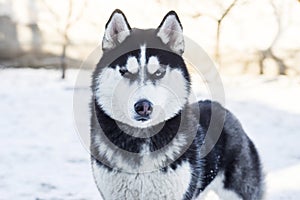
<box><xmin>91</xmin><ymin>9</ymin><xmax>264</xmax><ymax>200</ymax></box>
<box><xmin>105</xmin><ymin>9</ymin><xmax>131</xmax><ymax>32</ymax></box>
<box><xmin>91</xmin><ymin>99</ymin><xmax>264</xmax><ymax>199</ymax></box>
<box><xmin>157</xmin><ymin>10</ymin><xmax>183</xmax><ymax>30</ymax></box>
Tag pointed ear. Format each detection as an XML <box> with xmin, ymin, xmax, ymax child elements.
<box><xmin>157</xmin><ymin>11</ymin><xmax>184</xmax><ymax>54</ymax></box>
<box><xmin>102</xmin><ymin>9</ymin><xmax>131</xmax><ymax>51</ymax></box>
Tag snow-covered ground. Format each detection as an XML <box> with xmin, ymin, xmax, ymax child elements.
<box><xmin>0</xmin><ymin>68</ymin><xmax>299</xmax><ymax>199</ymax></box>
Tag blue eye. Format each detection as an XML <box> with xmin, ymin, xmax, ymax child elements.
<box><xmin>154</xmin><ymin>69</ymin><xmax>166</xmax><ymax>78</ymax></box>
<box><xmin>155</xmin><ymin>71</ymin><xmax>162</xmax><ymax>76</ymax></box>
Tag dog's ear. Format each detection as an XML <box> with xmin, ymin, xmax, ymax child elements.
<box><xmin>157</xmin><ymin>11</ymin><xmax>184</xmax><ymax>54</ymax></box>
<box><xmin>102</xmin><ymin>9</ymin><xmax>131</xmax><ymax>51</ymax></box>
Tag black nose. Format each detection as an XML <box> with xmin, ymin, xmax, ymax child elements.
<box><xmin>134</xmin><ymin>99</ymin><xmax>153</xmax><ymax>117</ymax></box>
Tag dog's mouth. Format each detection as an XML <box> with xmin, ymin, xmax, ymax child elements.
<box><xmin>134</xmin><ymin>116</ymin><xmax>150</xmax><ymax>122</ymax></box>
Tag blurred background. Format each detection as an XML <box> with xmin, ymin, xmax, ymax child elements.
<box><xmin>0</xmin><ymin>0</ymin><xmax>300</xmax><ymax>199</ymax></box>
<box><xmin>1</xmin><ymin>0</ymin><xmax>300</xmax><ymax>76</ymax></box>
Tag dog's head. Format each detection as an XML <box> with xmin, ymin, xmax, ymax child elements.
<box><xmin>94</xmin><ymin>9</ymin><xmax>190</xmax><ymax>128</ymax></box>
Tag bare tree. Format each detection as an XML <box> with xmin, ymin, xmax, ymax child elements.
<box><xmin>214</xmin><ymin>0</ymin><xmax>239</xmax><ymax>64</ymax></box>
<box><xmin>41</xmin><ymin>0</ymin><xmax>87</xmax><ymax>79</ymax></box>
<box><xmin>258</xmin><ymin>0</ymin><xmax>291</xmax><ymax>75</ymax></box>
<box><xmin>192</xmin><ymin>0</ymin><xmax>239</xmax><ymax>65</ymax></box>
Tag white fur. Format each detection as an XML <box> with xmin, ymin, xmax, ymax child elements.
<box><xmin>139</xmin><ymin>45</ymin><xmax>146</xmax><ymax>67</ymax></box>
<box><xmin>147</xmin><ymin>56</ymin><xmax>160</xmax><ymax>74</ymax></box>
<box><xmin>102</xmin><ymin>13</ymin><xmax>130</xmax><ymax>50</ymax></box>
<box><xmin>139</xmin><ymin>128</ymin><xmax>190</xmax><ymax>171</ymax></box>
<box><xmin>197</xmin><ymin>173</ymin><xmax>242</xmax><ymax>200</ymax></box>
<box><xmin>92</xmin><ymin>160</ymin><xmax>192</xmax><ymax>200</ymax></box>
<box><xmin>139</xmin><ymin>45</ymin><xmax>146</xmax><ymax>81</ymax></box>
<box><xmin>157</xmin><ymin>15</ymin><xmax>184</xmax><ymax>54</ymax></box>
<box><xmin>92</xmin><ymin>121</ymin><xmax>194</xmax><ymax>172</ymax></box>
<box><xmin>126</xmin><ymin>56</ymin><xmax>139</xmax><ymax>74</ymax></box>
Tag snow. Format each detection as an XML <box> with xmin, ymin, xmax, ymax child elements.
<box><xmin>0</xmin><ymin>69</ymin><xmax>100</xmax><ymax>199</ymax></box>
<box><xmin>0</xmin><ymin>68</ymin><xmax>300</xmax><ymax>199</ymax></box>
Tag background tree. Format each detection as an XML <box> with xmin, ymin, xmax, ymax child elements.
<box><xmin>41</xmin><ymin>0</ymin><xmax>87</xmax><ymax>79</ymax></box>
<box><xmin>192</xmin><ymin>0</ymin><xmax>239</xmax><ymax>66</ymax></box>
<box><xmin>257</xmin><ymin>0</ymin><xmax>291</xmax><ymax>75</ymax></box>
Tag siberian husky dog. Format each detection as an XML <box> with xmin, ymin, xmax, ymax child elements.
<box><xmin>90</xmin><ymin>9</ymin><xmax>264</xmax><ymax>200</ymax></box>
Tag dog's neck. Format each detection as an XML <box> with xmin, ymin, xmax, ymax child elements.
<box><xmin>91</xmin><ymin>100</ymin><xmax>198</xmax><ymax>172</ymax></box>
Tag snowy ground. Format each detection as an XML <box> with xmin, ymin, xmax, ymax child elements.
<box><xmin>0</xmin><ymin>68</ymin><xmax>300</xmax><ymax>199</ymax></box>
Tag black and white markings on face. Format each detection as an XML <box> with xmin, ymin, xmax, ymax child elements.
<box><xmin>96</xmin><ymin>44</ymin><xmax>190</xmax><ymax>128</ymax></box>
<box><xmin>110</xmin><ymin>45</ymin><xmax>184</xmax><ymax>84</ymax></box>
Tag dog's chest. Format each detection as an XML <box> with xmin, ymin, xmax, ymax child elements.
<box><xmin>92</xmin><ymin>161</ymin><xmax>192</xmax><ymax>200</ymax></box>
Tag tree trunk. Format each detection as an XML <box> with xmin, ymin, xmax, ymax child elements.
<box><xmin>61</xmin><ymin>44</ymin><xmax>67</xmax><ymax>79</ymax></box>
<box><xmin>257</xmin><ymin>49</ymin><xmax>287</xmax><ymax>75</ymax></box>
<box><xmin>270</xmin><ymin>51</ymin><xmax>287</xmax><ymax>75</ymax></box>
<box><xmin>215</xmin><ymin>20</ymin><xmax>221</xmax><ymax>65</ymax></box>
<box><xmin>258</xmin><ymin>52</ymin><xmax>265</xmax><ymax>75</ymax></box>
